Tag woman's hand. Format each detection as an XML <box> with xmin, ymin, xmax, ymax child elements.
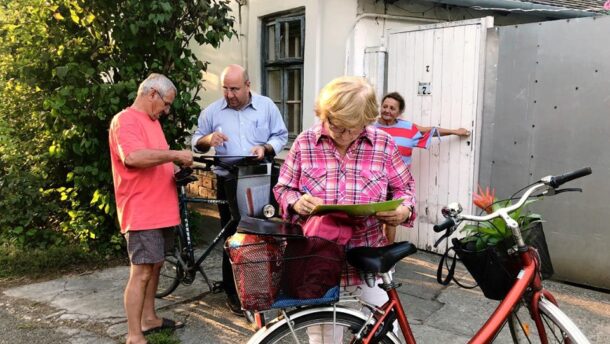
<box><xmin>293</xmin><ymin>193</ymin><xmax>323</xmax><ymax>216</ymax></box>
<box><xmin>454</xmin><ymin>128</ymin><xmax>471</xmax><ymax>137</ymax></box>
<box><xmin>376</xmin><ymin>205</ymin><xmax>412</xmax><ymax>226</ymax></box>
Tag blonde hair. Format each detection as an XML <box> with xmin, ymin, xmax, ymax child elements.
<box><xmin>315</xmin><ymin>76</ymin><xmax>378</xmax><ymax>128</ymax></box>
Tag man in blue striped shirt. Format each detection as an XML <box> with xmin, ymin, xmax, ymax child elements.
<box><xmin>192</xmin><ymin>64</ymin><xmax>288</xmax><ymax>315</ymax></box>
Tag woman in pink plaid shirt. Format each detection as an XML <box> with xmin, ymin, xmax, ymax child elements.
<box><xmin>274</xmin><ymin>76</ymin><xmax>416</xmax><ymax>342</ymax></box>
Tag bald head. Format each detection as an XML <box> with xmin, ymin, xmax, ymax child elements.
<box><xmin>221</xmin><ymin>64</ymin><xmax>249</xmax><ymax>83</ymax></box>
<box><xmin>221</xmin><ymin>64</ymin><xmax>251</xmax><ymax>110</ymax></box>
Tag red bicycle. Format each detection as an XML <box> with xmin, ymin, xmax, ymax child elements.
<box><xmin>247</xmin><ymin>167</ymin><xmax>591</xmax><ymax>344</ymax></box>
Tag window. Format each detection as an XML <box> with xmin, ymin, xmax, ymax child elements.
<box><xmin>262</xmin><ymin>10</ymin><xmax>304</xmax><ymax>138</ymax></box>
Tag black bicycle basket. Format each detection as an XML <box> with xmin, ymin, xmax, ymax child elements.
<box><xmin>439</xmin><ymin>222</ymin><xmax>554</xmax><ymax>300</ymax></box>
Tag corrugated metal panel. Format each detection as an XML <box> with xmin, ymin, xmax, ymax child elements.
<box><xmin>481</xmin><ymin>15</ymin><xmax>610</xmax><ymax>288</ymax></box>
<box><xmin>387</xmin><ymin>18</ymin><xmax>493</xmax><ymax>252</ymax></box>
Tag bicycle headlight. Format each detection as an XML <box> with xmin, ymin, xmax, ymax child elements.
<box><xmin>263</xmin><ymin>204</ymin><xmax>276</xmax><ymax>218</ymax></box>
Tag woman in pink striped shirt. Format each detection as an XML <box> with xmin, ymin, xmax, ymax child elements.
<box><xmin>274</xmin><ymin>76</ymin><xmax>416</xmax><ymax>342</ymax></box>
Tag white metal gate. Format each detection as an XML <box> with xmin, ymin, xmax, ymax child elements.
<box><xmin>387</xmin><ymin>17</ymin><xmax>493</xmax><ymax>252</ymax></box>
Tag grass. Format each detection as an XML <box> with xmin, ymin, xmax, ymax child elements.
<box><xmin>0</xmin><ymin>243</ymin><xmax>127</xmax><ymax>287</ymax></box>
<box><xmin>145</xmin><ymin>329</ymin><xmax>181</xmax><ymax>344</ymax></box>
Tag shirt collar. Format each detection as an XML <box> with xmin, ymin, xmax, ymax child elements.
<box><xmin>220</xmin><ymin>92</ymin><xmax>256</xmax><ymax>111</ymax></box>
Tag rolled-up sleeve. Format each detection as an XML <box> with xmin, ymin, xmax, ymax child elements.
<box><xmin>191</xmin><ymin>108</ymin><xmax>213</xmax><ymax>151</ymax></box>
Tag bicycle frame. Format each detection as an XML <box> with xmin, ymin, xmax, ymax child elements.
<box><xmin>172</xmin><ymin>158</ymin><xmax>273</xmax><ymax>290</ymax></box>
<box><xmin>351</xmin><ymin>245</ymin><xmax>554</xmax><ymax>344</ymax></box>
<box><xmin>174</xmin><ymin>181</ymin><xmax>235</xmax><ymax>288</ymax></box>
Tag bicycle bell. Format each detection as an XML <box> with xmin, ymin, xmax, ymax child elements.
<box><xmin>441</xmin><ymin>202</ymin><xmax>463</xmax><ymax>217</ymax></box>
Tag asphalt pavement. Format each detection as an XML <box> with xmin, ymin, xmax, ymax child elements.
<box><xmin>1</xmin><ymin>214</ymin><xmax>609</xmax><ymax>343</ymax></box>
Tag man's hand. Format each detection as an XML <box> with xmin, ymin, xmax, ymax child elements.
<box><xmin>174</xmin><ymin>150</ymin><xmax>193</xmax><ymax>166</ymax></box>
<box><xmin>293</xmin><ymin>193</ymin><xmax>323</xmax><ymax>216</ymax></box>
<box><xmin>376</xmin><ymin>205</ymin><xmax>412</xmax><ymax>226</ymax></box>
<box><xmin>250</xmin><ymin>145</ymin><xmax>266</xmax><ymax>160</ymax></box>
<box><xmin>205</xmin><ymin>131</ymin><xmax>228</xmax><ymax>147</ymax></box>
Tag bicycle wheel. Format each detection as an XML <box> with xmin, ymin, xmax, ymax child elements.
<box><xmin>253</xmin><ymin>310</ymin><xmax>401</xmax><ymax>344</ymax></box>
<box><xmin>156</xmin><ymin>225</ymin><xmax>187</xmax><ymax>298</ymax></box>
<box><xmin>508</xmin><ymin>298</ymin><xmax>589</xmax><ymax>344</ymax></box>
<box><xmin>156</xmin><ymin>254</ymin><xmax>182</xmax><ymax>298</ymax></box>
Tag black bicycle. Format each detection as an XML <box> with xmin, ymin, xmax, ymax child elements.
<box><xmin>156</xmin><ymin>155</ymin><xmax>278</xmax><ymax>298</ymax></box>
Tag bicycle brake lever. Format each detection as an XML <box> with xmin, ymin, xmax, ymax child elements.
<box><xmin>433</xmin><ymin>227</ymin><xmax>455</xmax><ymax>248</ymax></box>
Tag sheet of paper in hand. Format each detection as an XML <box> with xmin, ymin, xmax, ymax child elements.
<box><xmin>311</xmin><ymin>199</ymin><xmax>404</xmax><ymax>217</ymax></box>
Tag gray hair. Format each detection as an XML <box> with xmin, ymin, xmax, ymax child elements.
<box><xmin>137</xmin><ymin>73</ymin><xmax>177</xmax><ymax>97</ymax></box>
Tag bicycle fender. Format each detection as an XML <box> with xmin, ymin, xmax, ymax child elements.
<box><xmin>246</xmin><ymin>306</ymin><xmax>366</xmax><ymax>344</ymax></box>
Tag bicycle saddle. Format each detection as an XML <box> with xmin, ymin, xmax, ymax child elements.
<box><xmin>346</xmin><ymin>242</ymin><xmax>417</xmax><ymax>273</ymax></box>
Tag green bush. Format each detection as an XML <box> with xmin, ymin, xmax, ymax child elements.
<box><xmin>0</xmin><ymin>0</ymin><xmax>235</xmax><ymax>252</ymax></box>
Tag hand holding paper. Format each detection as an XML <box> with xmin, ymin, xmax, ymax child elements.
<box><xmin>376</xmin><ymin>204</ymin><xmax>412</xmax><ymax>226</ymax></box>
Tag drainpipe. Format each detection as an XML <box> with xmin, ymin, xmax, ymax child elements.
<box><xmin>344</xmin><ymin>13</ymin><xmax>440</xmax><ymax>74</ymax></box>
<box><xmin>426</xmin><ymin>0</ymin><xmax>597</xmax><ymax>18</ymax></box>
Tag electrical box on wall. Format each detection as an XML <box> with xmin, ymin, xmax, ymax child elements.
<box><xmin>363</xmin><ymin>46</ymin><xmax>388</xmax><ymax>102</ymax></box>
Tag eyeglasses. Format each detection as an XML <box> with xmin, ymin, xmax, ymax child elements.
<box><xmin>327</xmin><ymin>118</ymin><xmax>362</xmax><ymax>136</ymax></box>
<box><xmin>153</xmin><ymin>88</ymin><xmax>172</xmax><ymax>107</ymax></box>
<box><xmin>222</xmin><ymin>86</ymin><xmax>242</xmax><ymax>94</ymax></box>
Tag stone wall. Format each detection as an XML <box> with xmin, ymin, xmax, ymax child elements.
<box><xmin>186</xmin><ymin>169</ymin><xmax>217</xmax><ymax>199</ymax></box>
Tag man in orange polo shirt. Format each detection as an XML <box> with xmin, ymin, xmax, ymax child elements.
<box><xmin>109</xmin><ymin>73</ymin><xmax>192</xmax><ymax>344</ymax></box>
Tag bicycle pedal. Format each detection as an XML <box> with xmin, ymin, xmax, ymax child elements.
<box><xmin>182</xmin><ymin>272</ymin><xmax>196</xmax><ymax>285</ymax></box>
<box><xmin>212</xmin><ymin>281</ymin><xmax>225</xmax><ymax>294</ymax></box>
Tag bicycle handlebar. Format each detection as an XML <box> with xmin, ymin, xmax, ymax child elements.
<box><xmin>547</xmin><ymin>166</ymin><xmax>592</xmax><ymax>188</ymax></box>
<box><xmin>433</xmin><ymin>218</ymin><xmax>455</xmax><ymax>232</ymax></box>
<box><xmin>435</xmin><ymin>167</ymin><xmax>592</xmax><ymax>229</ymax></box>
<box><xmin>193</xmin><ymin>155</ymin><xmax>236</xmax><ymax>172</ymax></box>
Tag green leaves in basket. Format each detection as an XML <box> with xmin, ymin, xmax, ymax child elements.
<box><xmin>459</xmin><ymin>186</ymin><xmax>543</xmax><ymax>251</ymax></box>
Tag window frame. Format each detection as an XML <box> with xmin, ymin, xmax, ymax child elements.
<box><xmin>262</xmin><ymin>9</ymin><xmax>305</xmax><ymax>140</ymax></box>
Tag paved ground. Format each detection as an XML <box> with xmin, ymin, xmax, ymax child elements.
<box><xmin>2</xmin><ymin>214</ymin><xmax>609</xmax><ymax>343</ymax></box>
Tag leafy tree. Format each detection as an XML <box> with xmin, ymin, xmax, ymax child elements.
<box><xmin>0</xmin><ymin>0</ymin><xmax>235</xmax><ymax>251</ymax></box>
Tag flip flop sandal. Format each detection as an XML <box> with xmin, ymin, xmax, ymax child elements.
<box><xmin>142</xmin><ymin>318</ymin><xmax>185</xmax><ymax>335</ymax></box>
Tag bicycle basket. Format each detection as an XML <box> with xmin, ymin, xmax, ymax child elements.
<box><xmin>449</xmin><ymin>222</ymin><xmax>553</xmax><ymax>300</ymax></box>
<box><xmin>225</xmin><ymin>234</ymin><xmax>344</xmax><ymax>311</ymax></box>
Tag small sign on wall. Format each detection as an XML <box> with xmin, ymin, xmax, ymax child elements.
<box><xmin>418</xmin><ymin>82</ymin><xmax>431</xmax><ymax>95</ymax></box>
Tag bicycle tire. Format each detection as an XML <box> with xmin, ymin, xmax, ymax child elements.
<box><xmin>156</xmin><ymin>254</ymin><xmax>182</xmax><ymax>298</ymax></box>
<box><xmin>250</xmin><ymin>309</ymin><xmax>401</xmax><ymax>344</ymax></box>
<box><xmin>508</xmin><ymin>298</ymin><xmax>590</xmax><ymax>344</ymax></box>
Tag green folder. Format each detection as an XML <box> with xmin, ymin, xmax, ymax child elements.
<box><xmin>310</xmin><ymin>199</ymin><xmax>404</xmax><ymax>217</ymax></box>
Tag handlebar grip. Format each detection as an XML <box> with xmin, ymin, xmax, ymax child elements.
<box><xmin>433</xmin><ymin>218</ymin><xmax>455</xmax><ymax>232</ymax></box>
<box><xmin>193</xmin><ymin>155</ymin><xmax>213</xmax><ymax>164</ymax></box>
<box><xmin>549</xmin><ymin>167</ymin><xmax>592</xmax><ymax>188</ymax></box>
<box><xmin>193</xmin><ymin>155</ymin><xmax>234</xmax><ymax>172</ymax></box>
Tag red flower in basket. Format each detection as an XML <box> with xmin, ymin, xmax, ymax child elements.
<box><xmin>473</xmin><ymin>185</ymin><xmax>495</xmax><ymax>214</ymax></box>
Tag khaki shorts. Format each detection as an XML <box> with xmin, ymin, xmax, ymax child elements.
<box><xmin>125</xmin><ymin>227</ymin><xmax>176</xmax><ymax>264</ymax></box>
